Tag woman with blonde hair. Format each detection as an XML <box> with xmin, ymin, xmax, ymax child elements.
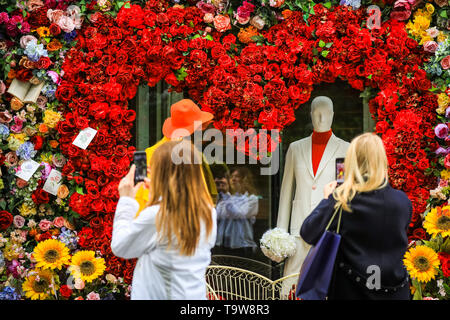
<box><xmin>111</xmin><ymin>140</ymin><xmax>216</xmax><ymax>300</ymax></box>
<box><xmin>300</xmin><ymin>133</ymin><xmax>412</xmax><ymax>300</ymax></box>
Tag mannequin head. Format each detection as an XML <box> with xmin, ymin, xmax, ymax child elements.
<box><xmin>310</xmin><ymin>96</ymin><xmax>334</xmax><ymax>132</ymax></box>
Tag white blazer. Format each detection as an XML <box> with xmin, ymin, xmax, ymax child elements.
<box><xmin>111</xmin><ymin>197</ymin><xmax>217</xmax><ymax>300</ymax></box>
<box><xmin>277</xmin><ymin>134</ymin><xmax>350</xmax><ymax>236</ymax></box>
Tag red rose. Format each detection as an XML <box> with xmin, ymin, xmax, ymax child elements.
<box><xmin>38</xmin><ymin>232</ymin><xmax>53</xmax><ymax>242</ymax></box>
<box><xmin>32</xmin><ymin>188</ymin><xmax>50</xmax><ymax>204</ymax></box>
<box><xmin>89</xmin><ymin>102</ymin><xmax>108</xmax><ymax>120</ymax></box>
<box><xmin>438</xmin><ymin>252</ymin><xmax>450</xmax><ymax>278</ymax></box>
<box><xmin>0</xmin><ymin>210</ymin><xmax>13</xmax><ymax>231</ymax></box>
<box><xmin>32</xmin><ymin>135</ymin><xmax>44</xmax><ymax>150</ymax></box>
<box><xmin>60</xmin><ymin>285</ymin><xmax>72</xmax><ymax>299</ymax></box>
<box><xmin>37</xmin><ymin>56</ymin><xmax>52</xmax><ymax>69</ymax></box>
<box><xmin>56</xmin><ymin>84</ymin><xmax>76</xmax><ymax>103</ymax></box>
<box><xmin>411</xmin><ymin>228</ymin><xmax>427</xmax><ymax>240</ymax></box>
<box><xmin>376</xmin><ymin>121</ymin><xmax>390</xmax><ymax>134</ymax></box>
<box><xmin>49</xmin><ymin>23</ymin><xmax>61</xmax><ymax>36</ymax></box>
<box><xmin>85</xmin><ymin>180</ymin><xmax>100</xmax><ymax>199</ymax></box>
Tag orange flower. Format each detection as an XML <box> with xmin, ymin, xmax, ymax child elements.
<box><xmin>7</xmin><ymin>69</ymin><xmax>16</xmax><ymax>79</ymax></box>
<box><xmin>47</xmin><ymin>39</ymin><xmax>62</xmax><ymax>51</ymax></box>
<box><xmin>38</xmin><ymin>123</ymin><xmax>49</xmax><ymax>133</ymax></box>
<box><xmin>10</xmin><ymin>97</ymin><xmax>24</xmax><ymax>111</ymax></box>
<box><xmin>57</xmin><ymin>184</ymin><xmax>69</xmax><ymax>199</ymax></box>
<box><xmin>282</xmin><ymin>9</ymin><xmax>293</xmax><ymax>19</ymax></box>
<box><xmin>49</xmin><ymin>140</ymin><xmax>59</xmax><ymax>148</ymax></box>
<box><xmin>29</xmin><ymin>228</ymin><xmax>38</xmax><ymax>237</ymax></box>
<box><xmin>238</xmin><ymin>26</ymin><xmax>259</xmax><ymax>44</ymax></box>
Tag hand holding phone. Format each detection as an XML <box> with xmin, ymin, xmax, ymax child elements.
<box><xmin>133</xmin><ymin>151</ymin><xmax>147</xmax><ymax>185</ymax></box>
<box><xmin>335</xmin><ymin>158</ymin><xmax>345</xmax><ymax>186</ymax></box>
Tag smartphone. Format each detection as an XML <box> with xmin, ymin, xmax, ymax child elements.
<box><xmin>133</xmin><ymin>151</ymin><xmax>147</xmax><ymax>185</ymax></box>
<box><xmin>335</xmin><ymin>158</ymin><xmax>345</xmax><ymax>186</ymax></box>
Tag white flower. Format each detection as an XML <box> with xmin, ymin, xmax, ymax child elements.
<box><xmin>260</xmin><ymin>228</ymin><xmax>296</xmax><ymax>263</ymax></box>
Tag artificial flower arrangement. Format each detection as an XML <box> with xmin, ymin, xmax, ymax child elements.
<box><xmin>404</xmin><ymin>203</ymin><xmax>450</xmax><ymax>300</ymax></box>
<box><xmin>0</xmin><ymin>0</ymin><xmax>448</xmax><ymax>300</ymax></box>
<box><xmin>260</xmin><ymin>228</ymin><xmax>296</xmax><ymax>263</ymax></box>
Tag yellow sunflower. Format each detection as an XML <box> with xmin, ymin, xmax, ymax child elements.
<box><xmin>69</xmin><ymin>251</ymin><xmax>106</xmax><ymax>283</ymax></box>
<box><xmin>404</xmin><ymin>245</ymin><xmax>440</xmax><ymax>283</ymax></box>
<box><xmin>33</xmin><ymin>239</ymin><xmax>71</xmax><ymax>270</ymax></box>
<box><xmin>22</xmin><ymin>269</ymin><xmax>58</xmax><ymax>300</ymax></box>
<box><xmin>424</xmin><ymin>206</ymin><xmax>450</xmax><ymax>238</ymax></box>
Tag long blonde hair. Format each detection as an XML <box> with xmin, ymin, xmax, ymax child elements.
<box><xmin>333</xmin><ymin>133</ymin><xmax>388</xmax><ymax>212</ymax></box>
<box><xmin>147</xmin><ymin>140</ymin><xmax>214</xmax><ymax>256</ymax></box>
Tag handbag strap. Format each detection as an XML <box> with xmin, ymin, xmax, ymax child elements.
<box><xmin>325</xmin><ymin>204</ymin><xmax>343</xmax><ymax>234</ymax></box>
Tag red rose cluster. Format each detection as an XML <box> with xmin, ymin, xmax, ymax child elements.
<box><xmin>56</xmin><ymin>3</ymin><xmax>437</xmax><ymax>281</ymax></box>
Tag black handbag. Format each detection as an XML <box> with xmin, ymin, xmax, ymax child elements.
<box><xmin>295</xmin><ymin>205</ymin><xmax>343</xmax><ymax>300</ymax></box>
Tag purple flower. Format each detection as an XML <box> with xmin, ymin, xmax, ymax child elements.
<box><xmin>435</xmin><ymin>123</ymin><xmax>449</xmax><ymax>139</ymax></box>
<box><xmin>7</xmin><ymin>260</ymin><xmax>20</xmax><ymax>278</ymax></box>
<box><xmin>435</xmin><ymin>146</ymin><xmax>448</xmax><ymax>156</ymax></box>
<box><xmin>446</xmin><ymin>107</ymin><xmax>450</xmax><ymax>119</ymax></box>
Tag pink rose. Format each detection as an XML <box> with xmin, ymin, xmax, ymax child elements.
<box><xmin>390</xmin><ymin>0</ymin><xmax>412</xmax><ymax>21</ymax></box>
<box><xmin>445</xmin><ymin>153</ymin><xmax>450</xmax><ymax>169</ymax></box>
<box><xmin>47</xmin><ymin>9</ymin><xmax>64</xmax><ymax>23</ymax></box>
<box><xmin>250</xmin><ymin>15</ymin><xmax>265</xmax><ymax>30</ymax></box>
<box><xmin>56</xmin><ymin>16</ymin><xmax>75</xmax><ymax>33</ymax></box>
<box><xmin>196</xmin><ymin>2</ymin><xmax>216</xmax><ymax>14</ymax></box>
<box><xmin>203</xmin><ymin>13</ymin><xmax>214</xmax><ymax>24</ymax></box>
<box><xmin>4</xmin><ymin>152</ymin><xmax>18</xmax><ymax>167</ymax></box>
<box><xmin>53</xmin><ymin>216</ymin><xmax>65</xmax><ymax>228</ymax></box>
<box><xmin>19</xmin><ymin>35</ymin><xmax>37</xmax><ymax>49</ymax></box>
<box><xmin>27</xmin><ymin>0</ymin><xmax>44</xmax><ymax>12</ymax></box>
<box><xmin>213</xmin><ymin>15</ymin><xmax>231</xmax><ymax>33</ymax></box>
<box><xmin>235</xmin><ymin>13</ymin><xmax>250</xmax><ymax>25</ymax></box>
<box><xmin>38</xmin><ymin>219</ymin><xmax>53</xmax><ymax>232</ymax></box>
<box><xmin>441</xmin><ymin>55</ymin><xmax>450</xmax><ymax>70</ymax></box>
<box><xmin>0</xmin><ymin>81</ymin><xmax>5</xmax><ymax>95</ymax></box>
<box><xmin>13</xmin><ymin>215</ymin><xmax>25</xmax><ymax>228</ymax></box>
<box><xmin>0</xmin><ymin>110</ymin><xmax>13</xmax><ymax>124</ymax></box>
<box><xmin>424</xmin><ymin>41</ymin><xmax>439</xmax><ymax>53</ymax></box>
<box><xmin>16</xmin><ymin>178</ymin><xmax>29</xmax><ymax>189</ymax></box>
<box><xmin>74</xmin><ymin>278</ymin><xmax>85</xmax><ymax>290</ymax></box>
<box><xmin>86</xmin><ymin>292</ymin><xmax>100</xmax><ymax>300</ymax></box>
<box><xmin>426</xmin><ymin>27</ymin><xmax>440</xmax><ymax>38</ymax></box>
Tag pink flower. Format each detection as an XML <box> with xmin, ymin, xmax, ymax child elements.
<box><xmin>56</xmin><ymin>15</ymin><xmax>75</xmax><ymax>33</ymax></box>
<box><xmin>423</xmin><ymin>41</ymin><xmax>438</xmax><ymax>53</ymax></box>
<box><xmin>53</xmin><ymin>216</ymin><xmax>65</xmax><ymax>228</ymax></box>
<box><xmin>20</xmin><ymin>35</ymin><xmax>38</xmax><ymax>49</ymax></box>
<box><xmin>441</xmin><ymin>55</ymin><xmax>450</xmax><ymax>70</ymax></box>
<box><xmin>237</xmin><ymin>1</ymin><xmax>255</xmax><ymax>19</ymax></box>
<box><xmin>74</xmin><ymin>278</ymin><xmax>85</xmax><ymax>290</ymax></box>
<box><xmin>203</xmin><ymin>13</ymin><xmax>214</xmax><ymax>24</ymax></box>
<box><xmin>38</xmin><ymin>219</ymin><xmax>53</xmax><ymax>232</ymax></box>
<box><xmin>86</xmin><ymin>292</ymin><xmax>100</xmax><ymax>300</ymax></box>
<box><xmin>0</xmin><ymin>12</ymin><xmax>9</xmax><ymax>24</ymax></box>
<box><xmin>213</xmin><ymin>15</ymin><xmax>231</xmax><ymax>33</ymax></box>
<box><xmin>390</xmin><ymin>0</ymin><xmax>413</xmax><ymax>21</ymax></box>
<box><xmin>426</xmin><ymin>27</ymin><xmax>439</xmax><ymax>38</ymax></box>
<box><xmin>445</xmin><ymin>153</ymin><xmax>450</xmax><ymax>169</ymax></box>
<box><xmin>13</xmin><ymin>215</ymin><xmax>25</xmax><ymax>228</ymax></box>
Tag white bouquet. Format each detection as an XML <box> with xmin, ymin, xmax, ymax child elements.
<box><xmin>259</xmin><ymin>228</ymin><xmax>297</xmax><ymax>263</ymax></box>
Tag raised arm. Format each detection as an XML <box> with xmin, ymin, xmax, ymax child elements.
<box><xmin>111</xmin><ymin>197</ymin><xmax>157</xmax><ymax>259</ymax></box>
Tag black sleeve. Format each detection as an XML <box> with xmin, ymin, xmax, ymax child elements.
<box><xmin>300</xmin><ymin>196</ymin><xmax>336</xmax><ymax>246</ymax></box>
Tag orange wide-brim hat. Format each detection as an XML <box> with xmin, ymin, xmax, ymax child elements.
<box><xmin>162</xmin><ymin>99</ymin><xmax>214</xmax><ymax>139</ymax></box>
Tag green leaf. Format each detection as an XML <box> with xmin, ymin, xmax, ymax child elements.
<box><xmin>321</xmin><ymin>50</ymin><xmax>329</xmax><ymax>58</ymax></box>
<box><xmin>367</xmin><ymin>74</ymin><xmax>373</xmax><ymax>79</ymax></box>
<box><xmin>205</xmin><ymin>34</ymin><xmax>213</xmax><ymax>41</ymax></box>
<box><xmin>325</xmin><ymin>42</ymin><xmax>333</xmax><ymax>48</ymax></box>
<box><xmin>124</xmin><ymin>2</ymin><xmax>131</xmax><ymax>8</ymax></box>
<box><xmin>439</xmin><ymin>10</ymin><xmax>448</xmax><ymax>19</ymax></box>
<box><xmin>323</xmin><ymin>2</ymin><xmax>332</xmax><ymax>9</ymax></box>
<box><xmin>412</xmin><ymin>279</ymin><xmax>422</xmax><ymax>300</ymax></box>
<box><xmin>319</xmin><ymin>40</ymin><xmax>326</xmax><ymax>47</ymax></box>
<box><xmin>175</xmin><ymin>67</ymin><xmax>188</xmax><ymax>81</ymax></box>
<box><xmin>76</xmin><ymin>186</ymin><xmax>84</xmax><ymax>195</ymax></box>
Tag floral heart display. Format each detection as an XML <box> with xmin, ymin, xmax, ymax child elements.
<box><xmin>0</xmin><ymin>0</ymin><xmax>449</xmax><ymax>300</ymax></box>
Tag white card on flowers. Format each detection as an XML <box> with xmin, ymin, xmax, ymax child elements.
<box><xmin>43</xmin><ymin>169</ymin><xmax>63</xmax><ymax>196</ymax></box>
<box><xmin>72</xmin><ymin>127</ymin><xmax>97</xmax><ymax>150</ymax></box>
<box><xmin>15</xmin><ymin>160</ymin><xmax>41</xmax><ymax>182</ymax></box>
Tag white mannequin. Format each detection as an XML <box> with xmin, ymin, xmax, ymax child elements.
<box><xmin>277</xmin><ymin>96</ymin><xmax>350</xmax><ymax>293</ymax></box>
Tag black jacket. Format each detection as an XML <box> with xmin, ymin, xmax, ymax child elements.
<box><xmin>300</xmin><ymin>184</ymin><xmax>412</xmax><ymax>300</ymax></box>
